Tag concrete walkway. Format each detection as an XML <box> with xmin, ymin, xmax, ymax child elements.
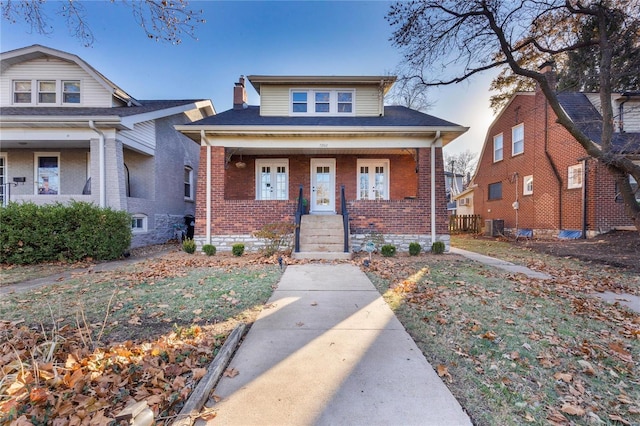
<box><xmin>199</xmin><ymin>264</ymin><xmax>471</xmax><ymax>426</ymax></box>
<box><xmin>450</xmin><ymin>247</ymin><xmax>552</xmax><ymax>280</ymax></box>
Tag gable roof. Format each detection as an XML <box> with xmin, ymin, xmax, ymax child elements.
<box><xmin>1</xmin><ymin>44</ymin><xmax>141</xmax><ymax>107</ymax></box>
<box><xmin>558</xmin><ymin>92</ymin><xmax>640</xmax><ymax>153</ymax></box>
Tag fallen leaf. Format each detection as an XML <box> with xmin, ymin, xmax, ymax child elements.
<box><xmin>436</xmin><ymin>364</ymin><xmax>452</xmax><ymax>382</ymax></box>
<box><xmin>193</xmin><ymin>308</ymin><xmax>202</xmax><ymax>315</ymax></box>
<box><xmin>553</xmin><ymin>372</ymin><xmax>573</xmax><ymax>383</ymax></box>
<box><xmin>561</xmin><ymin>403</ymin><xmax>585</xmax><ymax>416</ymax></box>
<box><xmin>224</xmin><ymin>368</ymin><xmax>239</xmax><ymax>378</ymax></box>
<box><xmin>192</xmin><ymin>368</ymin><xmax>207</xmax><ymax>380</ymax></box>
<box><xmin>481</xmin><ymin>331</ymin><xmax>497</xmax><ymax>341</ymax></box>
<box><xmin>577</xmin><ymin>360</ymin><xmax>596</xmax><ymax>375</ymax></box>
<box><xmin>608</xmin><ymin>414</ymin><xmax>631</xmax><ymax>425</ymax></box>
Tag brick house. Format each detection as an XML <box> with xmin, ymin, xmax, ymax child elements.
<box><xmin>470</xmin><ymin>69</ymin><xmax>640</xmax><ymax>238</ymax></box>
<box><xmin>0</xmin><ymin>45</ymin><xmax>215</xmax><ymax>247</ymax></box>
<box><xmin>176</xmin><ymin>75</ymin><xmax>468</xmax><ymax>257</ymax></box>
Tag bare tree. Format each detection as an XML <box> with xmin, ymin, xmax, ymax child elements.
<box><xmin>386</xmin><ymin>73</ymin><xmax>434</xmax><ymax>112</ymax></box>
<box><xmin>444</xmin><ymin>149</ymin><xmax>478</xmax><ymax>185</ymax></box>
<box><xmin>387</xmin><ymin>0</ymin><xmax>640</xmax><ymax>232</ymax></box>
<box><xmin>1</xmin><ymin>0</ymin><xmax>205</xmax><ymax>46</ymax></box>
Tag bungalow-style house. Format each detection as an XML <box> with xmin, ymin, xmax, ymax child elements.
<box><xmin>444</xmin><ymin>170</ymin><xmax>465</xmax><ymax>214</ymax></box>
<box><xmin>470</xmin><ymin>65</ymin><xmax>640</xmax><ymax>238</ymax></box>
<box><xmin>176</xmin><ymin>75</ymin><xmax>468</xmax><ymax>258</ymax></box>
<box><xmin>0</xmin><ymin>45</ymin><xmax>215</xmax><ymax>247</ymax></box>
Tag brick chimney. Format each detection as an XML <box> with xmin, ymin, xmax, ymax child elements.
<box><xmin>233</xmin><ymin>75</ymin><xmax>247</xmax><ymax>110</ymax></box>
<box><xmin>537</xmin><ymin>61</ymin><xmax>556</xmax><ymax>91</ymax></box>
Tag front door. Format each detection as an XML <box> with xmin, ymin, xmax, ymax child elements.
<box><xmin>310</xmin><ymin>158</ymin><xmax>335</xmax><ymax>213</ymax></box>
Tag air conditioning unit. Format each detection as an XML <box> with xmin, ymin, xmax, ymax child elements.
<box><xmin>485</xmin><ymin>219</ymin><xmax>505</xmax><ymax>237</ymax></box>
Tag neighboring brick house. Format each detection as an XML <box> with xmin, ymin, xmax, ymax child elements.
<box><xmin>470</xmin><ymin>69</ymin><xmax>640</xmax><ymax>238</ymax></box>
<box><xmin>176</xmin><ymin>75</ymin><xmax>468</xmax><ymax>256</ymax></box>
<box><xmin>0</xmin><ymin>45</ymin><xmax>215</xmax><ymax>247</ymax></box>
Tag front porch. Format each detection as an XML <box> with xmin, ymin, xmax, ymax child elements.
<box><xmin>194</xmin><ymin>145</ymin><xmax>450</xmax><ymax>256</ymax></box>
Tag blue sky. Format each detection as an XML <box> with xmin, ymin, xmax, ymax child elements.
<box><xmin>1</xmin><ymin>1</ymin><xmax>498</xmax><ymax>156</ymax></box>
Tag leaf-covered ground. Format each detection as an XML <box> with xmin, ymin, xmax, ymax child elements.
<box><xmin>362</xmin><ymin>237</ymin><xmax>639</xmax><ymax>426</ymax></box>
<box><xmin>0</xmin><ymin>251</ymin><xmax>285</xmax><ymax>424</ymax></box>
<box><xmin>2</xmin><ymin>236</ymin><xmax>638</xmax><ymax>425</ymax></box>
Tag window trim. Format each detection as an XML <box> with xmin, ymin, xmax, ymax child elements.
<box><xmin>13</xmin><ymin>80</ymin><xmax>32</xmax><ymax>104</ymax></box>
<box><xmin>184</xmin><ymin>166</ymin><xmax>194</xmax><ymax>201</ymax></box>
<box><xmin>12</xmin><ymin>79</ymin><xmax>81</xmax><ymax>105</ymax></box>
<box><xmin>523</xmin><ymin>175</ymin><xmax>533</xmax><ymax>195</ymax></box>
<box><xmin>131</xmin><ymin>214</ymin><xmax>148</xmax><ymax>233</ymax></box>
<box><xmin>493</xmin><ymin>133</ymin><xmax>504</xmax><ymax>162</ymax></box>
<box><xmin>255</xmin><ymin>159</ymin><xmax>289</xmax><ymax>200</ymax></box>
<box><xmin>38</xmin><ymin>80</ymin><xmax>57</xmax><ymax>104</ymax></box>
<box><xmin>512</xmin><ymin>123</ymin><xmax>524</xmax><ymax>156</ymax></box>
<box><xmin>567</xmin><ymin>164</ymin><xmax>583</xmax><ymax>189</ymax></box>
<box><xmin>34</xmin><ymin>152</ymin><xmax>60</xmax><ymax>195</ymax></box>
<box><xmin>62</xmin><ymin>80</ymin><xmax>81</xmax><ymax>104</ymax></box>
<box><xmin>356</xmin><ymin>159</ymin><xmax>390</xmax><ymax>201</ymax></box>
<box><xmin>290</xmin><ymin>89</ymin><xmax>355</xmax><ymax>116</ymax></box>
<box><xmin>488</xmin><ymin>181</ymin><xmax>502</xmax><ymax>201</ymax></box>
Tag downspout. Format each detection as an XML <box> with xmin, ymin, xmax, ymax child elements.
<box><xmin>431</xmin><ymin>131</ymin><xmax>441</xmax><ymax>245</ymax></box>
<box><xmin>89</xmin><ymin>120</ymin><xmax>106</xmax><ymax>208</ymax></box>
<box><xmin>543</xmin><ymin>97</ymin><xmax>563</xmax><ymax>230</ymax></box>
<box><xmin>202</xmin><ymin>130</ymin><xmax>211</xmax><ymax>244</ymax></box>
<box><xmin>581</xmin><ymin>157</ymin><xmax>589</xmax><ymax>239</ymax></box>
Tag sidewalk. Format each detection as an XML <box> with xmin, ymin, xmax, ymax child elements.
<box><xmin>198</xmin><ymin>263</ymin><xmax>471</xmax><ymax>426</ymax></box>
<box><xmin>450</xmin><ymin>247</ymin><xmax>552</xmax><ymax>280</ymax></box>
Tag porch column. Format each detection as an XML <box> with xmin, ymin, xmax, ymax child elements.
<box><xmin>209</xmin><ymin>146</ymin><xmax>226</xmax><ymax>238</ymax></box>
<box><xmin>104</xmin><ymin>138</ymin><xmax>127</xmax><ymax>210</ymax></box>
<box><xmin>89</xmin><ymin>138</ymin><xmax>102</xmax><ymax>207</ymax></box>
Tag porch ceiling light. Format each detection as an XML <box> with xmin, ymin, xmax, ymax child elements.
<box><xmin>235</xmin><ymin>161</ymin><xmax>247</xmax><ymax>169</ymax></box>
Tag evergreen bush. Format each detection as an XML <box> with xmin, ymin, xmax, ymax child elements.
<box><xmin>202</xmin><ymin>244</ymin><xmax>216</xmax><ymax>256</ymax></box>
<box><xmin>232</xmin><ymin>243</ymin><xmax>245</xmax><ymax>257</ymax></box>
<box><xmin>381</xmin><ymin>244</ymin><xmax>397</xmax><ymax>257</ymax></box>
<box><xmin>431</xmin><ymin>241</ymin><xmax>446</xmax><ymax>254</ymax></box>
<box><xmin>182</xmin><ymin>239</ymin><xmax>196</xmax><ymax>254</ymax></box>
<box><xmin>0</xmin><ymin>201</ymin><xmax>131</xmax><ymax>264</ymax></box>
<box><xmin>409</xmin><ymin>242</ymin><xmax>422</xmax><ymax>256</ymax></box>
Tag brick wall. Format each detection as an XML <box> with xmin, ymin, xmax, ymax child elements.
<box><xmin>473</xmin><ymin>89</ymin><xmax>635</xmax><ymax>236</ymax></box>
<box><xmin>195</xmin><ymin>146</ymin><xmax>449</xmax><ymax>242</ymax></box>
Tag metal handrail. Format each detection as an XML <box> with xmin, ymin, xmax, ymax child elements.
<box><xmin>341</xmin><ymin>184</ymin><xmax>349</xmax><ymax>253</ymax></box>
<box><xmin>294</xmin><ymin>185</ymin><xmax>303</xmax><ymax>253</ymax></box>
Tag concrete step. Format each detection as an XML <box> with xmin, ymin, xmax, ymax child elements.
<box><xmin>292</xmin><ymin>251</ymin><xmax>353</xmax><ymax>260</ymax></box>
<box><xmin>301</xmin><ymin>243</ymin><xmax>345</xmax><ymax>252</ymax></box>
<box><xmin>300</xmin><ymin>234</ymin><xmax>344</xmax><ymax>245</ymax></box>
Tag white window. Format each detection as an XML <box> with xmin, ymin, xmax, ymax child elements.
<box><xmin>568</xmin><ymin>164</ymin><xmax>583</xmax><ymax>189</ymax></box>
<box><xmin>493</xmin><ymin>134</ymin><xmax>503</xmax><ymax>162</ymax></box>
<box><xmin>523</xmin><ymin>175</ymin><xmax>533</xmax><ymax>195</ymax></box>
<box><xmin>184</xmin><ymin>166</ymin><xmax>194</xmax><ymax>200</ymax></box>
<box><xmin>512</xmin><ymin>124</ymin><xmax>524</xmax><ymax>156</ymax></box>
<box><xmin>357</xmin><ymin>159</ymin><xmax>390</xmax><ymax>200</ymax></box>
<box><xmin>63</xmin><ymin>81</ymin><xmax>81</xmax><ymax>104</ymax></box>
<box><xmin>131</xmin><ymin>214</ymin><xmax>148</xmax><ymax>233</ymax></box>
<box><xmin>38</xmin><ymin>81</ymin><xmax>57</xmax><ymax>104</ymax></box>
<box><xmin>290</xmin><ymin>89</ymin><xmax>355</xmax><ymax>116</ymax></box>
<box><xmin>13</xmin><ymin>80</ymin><xmax>32</xmax><ymax>104</ymax></box>
<box><xmin>34</xmin><ymin>153</ymin><xmax>60</xmax><ymax>195</ymax></box>
<box><xmin>256</xmin><ymin>159</ymin><xmax>289</xmax><ymax>200</ymax></box>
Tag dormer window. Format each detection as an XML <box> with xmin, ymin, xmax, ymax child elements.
<box><xmin>290</xmin><ymin>89</ymin><xmax>354</xmax><ymax>116</ymax></box>
<box><xmin>12</xmin><ymin>79</ymin><xmax>80</xmax><ymax>105</ymax></box>
<box><xmin>38</xmin><ymin>81</ymin><xmax>56</xmax><ymax>104</ymax></box>
<box><xmin>63</xmin><ymin>81</ymin><xmax>81</xmax><ymax>103</ymax></box>
<box><xmin>13</xmin><ymin>81</ymin><xmax>32</xmax><ymax>103</ymax></box>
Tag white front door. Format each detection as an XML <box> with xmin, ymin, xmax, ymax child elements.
<box><xmin>310</xmin><ymin>158</ymin><xmax>336</xmax><ymax>213</ymax></box>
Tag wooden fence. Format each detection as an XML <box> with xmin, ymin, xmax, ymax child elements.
<box><xmin>449</xmin><ymin>214</ymin><xmax>482</xmax><ymax>234</ymax></box>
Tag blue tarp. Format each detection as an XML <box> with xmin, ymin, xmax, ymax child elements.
<box><xmin>558</xmin><ymin>230</ymin><xmax>583</xmax><ymax>239</ymax></box>
<box><xmin>516</xmin><ymin>229</ymin><xmax>533</xmax><ymax>239</ymax></box>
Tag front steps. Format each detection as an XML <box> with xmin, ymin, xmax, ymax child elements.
<box><xmin>293</xmin><ymin>214</ymin><xmax>352</xmax><ymax>260</ymax></box>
